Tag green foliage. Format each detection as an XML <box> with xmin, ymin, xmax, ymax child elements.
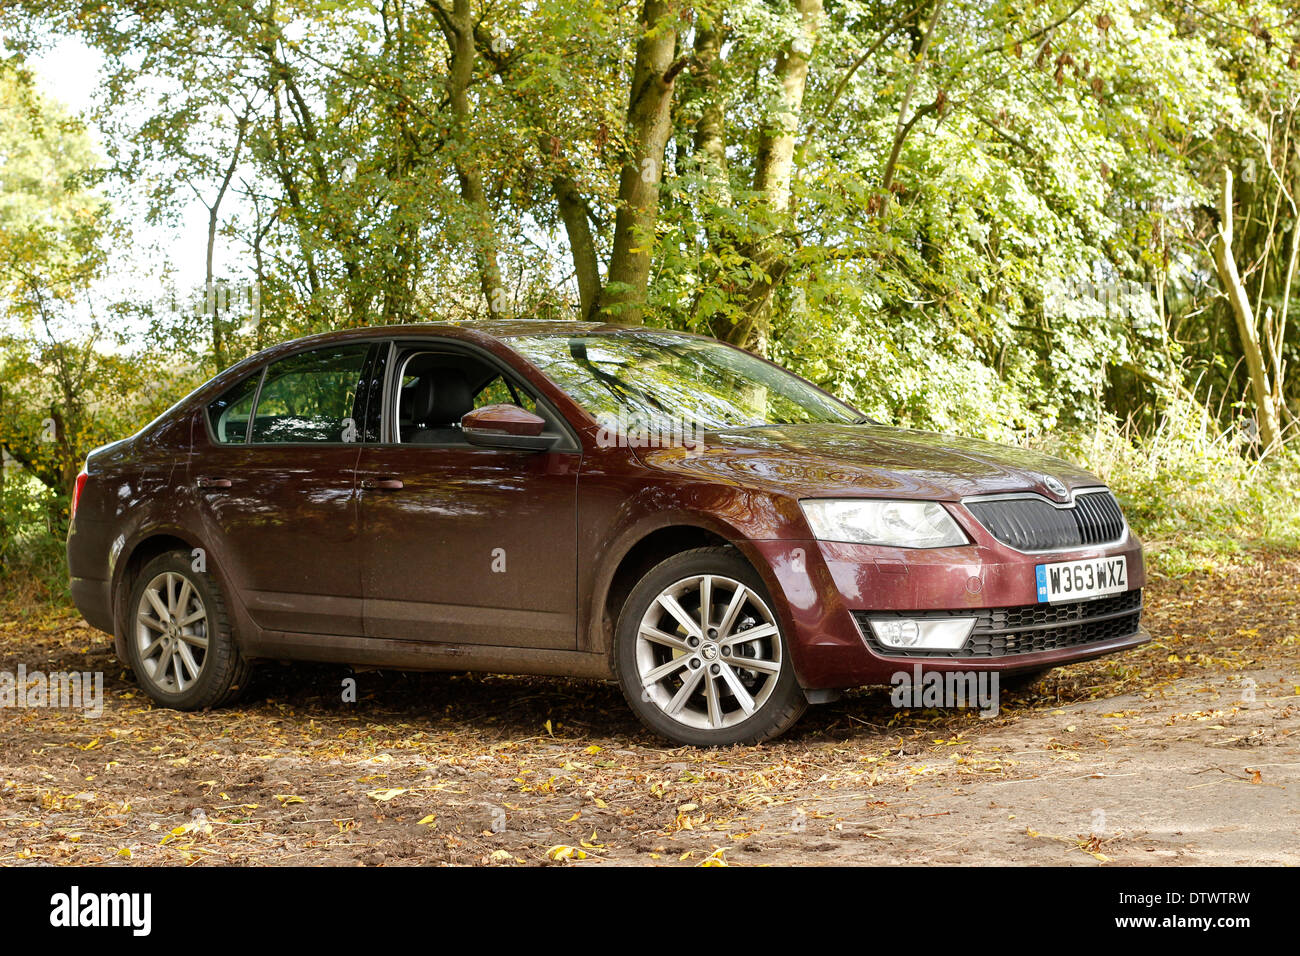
<box><xmin>1</xmin><ymin>0</ymin><xmax>1299</xmax><ymax>603</ymax></box>
<box><xmin>1043</xmin><ymin>398</ymin><xmax>1300</xmax><ymax>572</ymax></box>
<box><xmin>0</xmin><ymin>466</ymin><xmax>68</xmax><ymax>606</ymax></box>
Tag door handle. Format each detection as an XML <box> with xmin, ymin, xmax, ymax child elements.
<box><xmin>361</xmin><ymin>477</ymin><xmax>404</xmax><ymax>490</ymax></box>
<box><xmin>197</xmin><ymin>476</ymin><xmax>232</xmax><ymax>489</ymax></box>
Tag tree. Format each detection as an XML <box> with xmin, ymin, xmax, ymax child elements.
<box><xmin>602</xmin><ymin>0</ymin><xmax>688</xmax><ymax>323</ymax></box>
<box><xmin>1</xmin><ymin>0</ymin><xmax>1296</xmax><ymax>447</ymax></box>
<box><xmin>0</xmin><ymin>64</ymin><xmax>166</xmax><ymax>522</ymax></box>
<box><xmin>1212</xmin><ymin>167</ymin><xmax>1284</xmax><ymax>451</ymax></box>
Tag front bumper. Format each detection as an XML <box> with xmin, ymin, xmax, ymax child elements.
<box><xmin>748</xmin><ymin>519</ymin><xmax>1149</xmax><ymax>690</ymax></box>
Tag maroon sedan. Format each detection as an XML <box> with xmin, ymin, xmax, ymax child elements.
<box><xmin>67</xmin><ymin>322</ymin><xmax>1146</xmax><ymax>746</ymax></box>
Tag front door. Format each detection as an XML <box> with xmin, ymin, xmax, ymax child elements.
<box><xmin>357</xmin><ymin>344</ymin><xmax>580</xmax><ymax>648</ymax></box>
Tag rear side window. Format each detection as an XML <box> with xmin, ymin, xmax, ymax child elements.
<box><xmin>250</xmin><ymin>345</ymin><xmax>370</xmax><ymax>444</ymax></box>
<box><xmin>208</xmin><ymin>371</ymin><xmax>262</xmax><ymax>443</ymax></box>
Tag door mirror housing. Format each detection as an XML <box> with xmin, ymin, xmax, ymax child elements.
<box><xmin>461</xmin><ymin>404</ymin><xmax>558</xmax><ymax>452</ymax></box>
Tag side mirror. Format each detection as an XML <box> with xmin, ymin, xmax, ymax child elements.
<box><xmin>461</xmin><ymin>404</ymin><xmax>558</xmax><ymax>452</ymax></box>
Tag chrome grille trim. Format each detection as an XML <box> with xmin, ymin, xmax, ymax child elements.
<box><xmin>961</xmin><ymin>486</ymin><xmax>1128</xmax><ymax>554</ymax></box>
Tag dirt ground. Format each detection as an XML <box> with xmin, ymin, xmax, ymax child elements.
<box><xmin>1</xmin><ymin>553</ymin><xmax>1297</xmax><ymax>867</ymax></box>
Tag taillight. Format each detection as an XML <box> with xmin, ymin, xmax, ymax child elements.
<box><xmin>71</xmin><ymin>469</ymin><xmax>89</xmax><ymax>520</ymax></box>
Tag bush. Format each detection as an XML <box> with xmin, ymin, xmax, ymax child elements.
<box><xmin>0</xmin><ymin>467</ymin><xmax>69</xmax><ymax>611</ymax></box>
<box><xmin>1037</xmin><ymin>397</ymin><xmax>1300</xmax><ymax>573</ymax></box>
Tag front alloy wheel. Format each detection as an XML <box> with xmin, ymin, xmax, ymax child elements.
<box><xmin>617</xmin><ymin>548</ymin><xmax>807</xmax><ymax>746</ymax></box>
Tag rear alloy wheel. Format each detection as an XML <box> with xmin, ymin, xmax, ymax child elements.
<box><xmin>125</xmin><ymin>552</ymin><xmax>250</xmax><ymax>710</ymax></box>
<box><xmin>135</xmin><ymin>571</ymin><xmax>209</xmax><ymax>694</ymax></box>
<box><xmin>616</xmin><ymin>548</ymin><xmax>806</xmax><ymax>746</ymax></box>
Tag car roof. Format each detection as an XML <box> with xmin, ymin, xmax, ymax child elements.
<box><xmin>199</xmin><ymin>320</ymin><xmax>718</xmax><ymax>401</ymax></box>
<box><xmin>434</xmin><ymin>319</ymin><xmax>645</xmax><ymax>338</ymax></box>
<box><xmin>280</xmin><ymin>319</ymin><xmax>686</xmax><ymax>347</ymax></box>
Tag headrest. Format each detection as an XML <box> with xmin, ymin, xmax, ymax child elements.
<box><xmin>408</xmin><ymin>375</ymin><xmax>437</xmax><ymax>423</ymax></box>
<box><xmin>427</xmin><ymin>369</ymin><xmax>472</xmax><ymax>424</ymax></box>
<box><xmin>420</xmin><ymin>369</ymin><xmax>472</xmax><ymax>425</ymax></box>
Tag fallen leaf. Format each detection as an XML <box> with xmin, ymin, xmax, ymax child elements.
<box><xmin>546</xmin><ymin>845</ymin><xmax>586</xmax><ymax>861</ymax></box>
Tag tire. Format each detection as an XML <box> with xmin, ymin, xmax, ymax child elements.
<box><xmin>614</xmin><ymin>547</ymin><xmax>807</xmax><ymax>746</ymax></box>
<box><xmin>124</xmin><ymin>551</ymin><xmax>251</xmax><ymax>710</ymax></box>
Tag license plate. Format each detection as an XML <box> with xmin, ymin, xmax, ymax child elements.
<box><xmin>1035</xmin><ymin>556</ymin><xmax>1128</xmax><ymax>603</ymax></box>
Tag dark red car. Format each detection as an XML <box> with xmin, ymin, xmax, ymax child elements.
<box><xmin>67</xmin><ymin>322</ymin><xmax>1147</xmax><ymax>745</ymax></box>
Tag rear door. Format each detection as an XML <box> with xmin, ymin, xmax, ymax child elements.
<box><xmin>194</xmin><ymin>342</ymin><xmax>375</xmax><ymax>636</ymax></box>
<box><xmin>357</xmin><ymin>339</ymin><xmax>581</xmax><ymax>648</ymax></box>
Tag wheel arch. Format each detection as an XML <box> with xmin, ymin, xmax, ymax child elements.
<box><xmin>111</xmin><ymin>529</ymin><xmax>214</xmax><ymax>658</ymax></box>
<box><xmin>590</xmin><ymin>513</ymin><xmax>785</xmax><ymax>663</ymax></box>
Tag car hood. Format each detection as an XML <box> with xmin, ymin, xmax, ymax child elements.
<box><xmin>634</xmin><ymin>423</ymin><xmax>1100</xmax><ymax>501</ymax></box>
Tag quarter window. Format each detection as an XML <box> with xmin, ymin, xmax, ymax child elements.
<box><xmin>208</xmin><ymin>371</ymin><xmax>262</xmax><ymax>443</ymax></box>
<box><xmin>474</xmin><ymin>373</ymin><xmax>537</xmax><ymax>413</ymax></box>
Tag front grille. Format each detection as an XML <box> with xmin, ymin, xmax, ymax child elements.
<box><xmin>854</xmin><ymin>588</ymin><xmax>1143</xmax><ymax>659</ymax></box>
<box><xmin>966</xmin><ymin>489</ymin><xmax>1125</xmax><ymax>551</ymax></box>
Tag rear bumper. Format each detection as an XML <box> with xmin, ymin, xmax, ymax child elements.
<box><xmin>67</xmin><ymin>513</ymin><xmax>116</xmax><ymax>636</ymax></box>
<box><xmin>70</xmin><ymin>576</ymin><xmax>114</xmax><ymax>635</ymax></box>
<box><xmin>749</xmin><ymin>531</ymin><xmax>1149</xmax><ymax>690</ymax></box>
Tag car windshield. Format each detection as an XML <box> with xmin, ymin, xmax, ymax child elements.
<box><xmin>507</xmin><ymin>331</ymin><xmax>862</xmax><ymax>429</ymax></box>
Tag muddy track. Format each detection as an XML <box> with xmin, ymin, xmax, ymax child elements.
<box><xmin>1</xmin><ymin>554</ymin><xmax>1296</xmax><ymax>866</ymax></box>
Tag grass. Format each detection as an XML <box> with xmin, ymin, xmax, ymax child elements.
<box><xmin>1040</xmin><ymin>397</ymin><xmax>1300</xmax><ymax>575</ymax></box>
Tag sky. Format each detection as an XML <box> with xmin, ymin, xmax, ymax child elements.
<box><xmin>14</xmin><ymin>24</ymin><xmax>576</xmax><ymax>333</ymax></box>
<box><xmin>28</xmin><ymin>33</ymin><xmax>233</xmax><ymax>306</ymax></box>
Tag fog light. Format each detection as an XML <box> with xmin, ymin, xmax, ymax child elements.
<box><xmin>869</xmin><ymin>617</ymin><xmax>976</xmax><ymax>651</ymax></box>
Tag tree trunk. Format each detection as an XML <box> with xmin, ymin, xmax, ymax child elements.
<box><xmin>1271</xmin><ymin>205</ymin><xmax>1297</xmax><ymax>420</ymax></box>
<box><xmin>723</xmin><ymin>0</ymin><xmax>823</xmax><ymax>352</ymax></box>
<box><xmin>879</xmin><ymin>0</ymin><xmax>945</xmax><ymax>202</ymax></box>
<box><xmin>539</xmin><ymin>134</ymin><xmax>602</xmax><ymax>320</ymax></box>
<box><xmin>687</xmin><ymin>14</ymin><xmax>739</xmax><ymax>339</ymax></box>
<box><xmin>434</xmin><ymin>0</ymin><xmax>505</xmax><ymax>316</ymax></box>
<box><xmin>602</xmin><ymin>0</ymin><xmax>686</xmax><ymax>324</ymax></box>
<box><xmin>1212</xmin><ymin>166</ymin><xmax>1284</xmax><ymax>452</ymax></box>
<box><xmin>205</xmin><ymin>109</ymin><xmax>248</xmax><ymax>372</ymax></box>
<box><xmin>471</xmin><ymin>25</ymin><xmax>599</xmax><ymax>322</ymax></box>
<box><xmin>0</xmin><ymin>387</ymin><xmax>6</xmax><ymax>553</ymax></box>
<box><xmin>692</xmin><ymin>18</ymin><xmax>730</xmax><ymax>204</ymax></box>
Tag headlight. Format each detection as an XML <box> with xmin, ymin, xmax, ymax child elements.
<box><xmin>799</xmin><ymin>499</ymin><xmax>968</xmax><ymax>548</ymax></box>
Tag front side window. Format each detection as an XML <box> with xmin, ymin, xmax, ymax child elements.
<box><xmin>473</xmin><ymin>373</ymin><xmax>537</xmax><ymax>413</ymax></box>
<box><xmin>391</xmin><ymin>347</ymin><xmax>552</xmax><ymax>445</ymax></box>
<box><xmin>249</xmin><ymin>344</ymin><xmax>370</xmax><ymax>444</ymax></box>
